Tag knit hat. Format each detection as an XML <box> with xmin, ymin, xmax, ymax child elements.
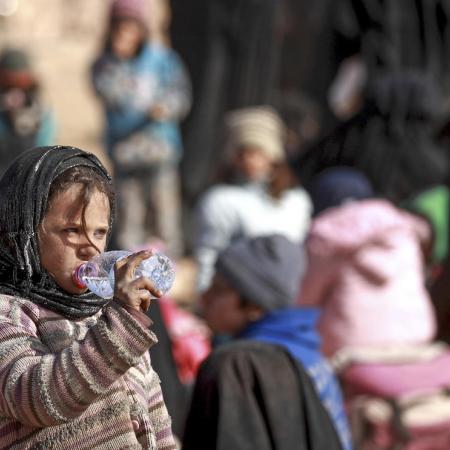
<box><xmin>308</xmin><ymin>166</ymin><xmax>374</xmax><ymax>216</ymax></box>
<box><xmin>0</xmin><ymin>48</ymin><xmax>35</xmax><ymax>89</ymax></box>
<box><xmin>223</xmin><ymin>106</ymin><xmax>286</xmax><ymax>162</ymax></box>
<box><xmin>110</xmin><ymin>0</ymin><xmax>151</xmax><ymax>22</ymax></box>
<box><xmin>215</xmin><ymin>235</ymin><xmax>306</xmax><ymax>311</ymax></box>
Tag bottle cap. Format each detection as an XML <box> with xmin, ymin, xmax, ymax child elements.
<box><xmin>72</xmin><ymin>263</ymin><xmax>87</xmax><ymax>289</ymax></box>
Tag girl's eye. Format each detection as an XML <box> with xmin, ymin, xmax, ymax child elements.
<box><xmin>64</xmin><ymin>228</ymin><xmax>79</xmax><ymax>234</ymax></box>
<box><xmin>94</xmin><ymin>229</ymin><xmax>108</xmax><ymax>239</ymax></box>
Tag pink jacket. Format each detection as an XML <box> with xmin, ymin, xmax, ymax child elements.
<box><xmin>298</xmin><ymin>199</ymin><xmax>436</xmax><ymax>357</ymax></box>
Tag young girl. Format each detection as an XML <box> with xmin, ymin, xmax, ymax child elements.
<box><xmin>0</xmin><ymin>146</ymin><xmax>176</xmax><ymax>449</ymax></box>
<box><xmin>91</xmin><ymin>0</ymin><xmax>191</xmax><ymax>257</ymax></box>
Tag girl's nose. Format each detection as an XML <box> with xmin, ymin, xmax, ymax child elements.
<box><xmin>78</xmin><ymin>236</ymin><xmax>99</xmax><ymax>260</ymax></box>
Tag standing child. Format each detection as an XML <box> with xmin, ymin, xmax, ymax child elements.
<box><xmin>91</xmin><ymin>0</ymin><xmax>191</xmax><ymax>257</ymax></box>
<box><xmin>194</xmin><ymin>106</ymin><xmax>312</xmax><ymax>292</ymax></box>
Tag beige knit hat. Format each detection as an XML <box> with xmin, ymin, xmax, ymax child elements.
<box><xmin>223</xmin><ymin>106</ymin><xmax>286</xmax><ymax>162</ymax></box>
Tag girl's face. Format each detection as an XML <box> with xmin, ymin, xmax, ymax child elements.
<box><xmin>234</xmin><ymin>146</ymin><xmax>273</xmax><ymax>182</ymax></box>
<box><xmin>38</xmin><ymin>184</ymin><xmax>110</xmax><ymax>295</ymax></box>
<box><xmin>111</xmin><ymin>18</ymin><xmax>144</xmax><ymax>59</ymax></box>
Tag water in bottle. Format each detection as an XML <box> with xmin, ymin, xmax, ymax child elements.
<box><xmin>72</xmin><ymin>250</ymin><xmax>175</xmax><ymax>299</ymax></box>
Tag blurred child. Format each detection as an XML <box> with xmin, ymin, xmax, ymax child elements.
<box><xmin>299</xmin><ymin>167</ymin><xmax>436</xmax><ymax>358</ymax></box>
<box><xmin>194</xmin><ymin>106</ymin><xmax>312</xmax><ymax>291</ymax></box>
<box><xmin>0</xmin><ymin>47</ymin><xmax>56</xmax><ymax>176</ymax></box>
<box><xmin>91</xmin><ymin>0</ymin><xmax>191</xmax><ymax>257</ymax></box>
<box><xmin>184</xmin><ymin>235</ymin><xmax>351</xmax><ymax>450</ymax></box>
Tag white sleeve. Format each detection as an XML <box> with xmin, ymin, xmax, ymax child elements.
<box><xmin>194</xmin><ymin>189</ymin><xmax>238</xmax><ymax>291</ymax></box>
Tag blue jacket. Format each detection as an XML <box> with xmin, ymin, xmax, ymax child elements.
<box><xmin>91</xmin><ymin>42</ymin><xmax>191</xmax><ymax>161</ymax></box>
<box><xmin>240</xmin><ymin>307</ymin><xmax>353</xmax><ymax>450</ymax></box>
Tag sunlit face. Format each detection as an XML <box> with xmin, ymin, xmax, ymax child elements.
<box><xmin>111</xmin><ymin>18</ymin><xmax>144</xmax><ymax>59</ymax></box>
<box><xmin>201</xmin><ymin>274</ymin><xmax>250</xmax><ymax>336</ymax></box>
<box><xmin>234</xmin><ymin>146</ymin><xmax>273</xmax><ymax>182</ymax></box>
<box><xmin>38</xmin><ymin>185</ymin><xmax>110</xmax><ymax>295</ymax></box>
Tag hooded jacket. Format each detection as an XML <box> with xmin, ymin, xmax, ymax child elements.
<box><xmin>298</xmin><ymin>199</ymin><xmax>436</xmax><ymax>357</ymax></box>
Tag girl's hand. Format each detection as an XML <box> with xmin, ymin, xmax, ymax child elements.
<box><xmin>113</xmin><ymin>250</ymin><xmax>162</xmax><ymax>312</ymax></box>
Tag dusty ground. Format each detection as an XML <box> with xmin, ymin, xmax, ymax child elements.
<box><xmin>0</xmin><ymin>0</ymin><xmax>198</xmax><ymax>304</ymax></box>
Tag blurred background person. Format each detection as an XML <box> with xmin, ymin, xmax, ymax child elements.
<box><xmin>0</xmin><ymin>47</ymin><xmax>56</xmax><ymax>176</ymax></box>
<box><xmin>91</xmin><ymin>0</ymin><xmax>191</xmax><ymax>258</ymax></box>
<box><xmin>298</xmin><ymin>167</ymin><xmax>436</xmax><ymax>358</ymax></box>
<box><xmin>298</xmin><ymin>167</ymin><xmax>450</xmax><ymax>450</ymax></box>
<box><xmin>193</xmin><ymin>105</ymin><xmax>312</xmax><ymax>292</ymax></box>
<box><xmin>184</xmin><ymin>235</ymin><xmax>350</xmax><ymax>450</ymax></box>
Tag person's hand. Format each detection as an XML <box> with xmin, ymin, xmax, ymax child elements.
<box><xmin>113</xmin><ymin>250</ymin><xmax>162</xmax><ymax>312</ymax></box>
<box><xmin>149</xmin><ymin>103</ymin><xmax>170</xmax><ymax>121</ymax></box>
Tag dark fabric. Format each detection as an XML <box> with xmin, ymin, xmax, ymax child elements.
<box><xmin>430</xmin><ymin>256</ymin><xmax>450</xmax><ymax>344</ymax></box>
<box><xmin>183</xmin><ymin>340</ymin><xmax>343</xmax><ymax>450</ymax></box>
<box><xmin>239</xmin><ymin>308</ymin><xmax>352</xmax><ymax>450</ymax></box>
<box><xmin>0</xmin><ymin>145</ymin><xmax>114</xmax><ymax>318</ymax></box>
<box><xmin>293</xmin><ymin>76</ymin><xmax>449</xmax><ymax>203</ymax></box>
<box><xmin>215</xmin><ymin>235</ymin><xmax>306</xmax><ymax>312</ymax></box>
<box><xmin>175</xmin><ymin>0</ymin><xmax>282</xmax><ymax>202</ymax></box>
<box><xmin>291</xmin><ymin>0</ymin><xmax>450</xmax><ymax>203</ymax></box>
<box><xmin>172</xmin><ymin>0</ymin><xmax>363</xmax><ymax>207</ymax></box>
<box><xmin>147</xmin><ymin>301</ymin><xmax>190</xmax><ymax>439</ymax></box>
<box><xmin>308</xmin><ymin>166</ymin><xmax>374</xmax><ymax>216</ymax></box>
<box><xmin>337</xmin><ymin>0</ymin><xmax>450</xmax><ymax>94</ymax></box>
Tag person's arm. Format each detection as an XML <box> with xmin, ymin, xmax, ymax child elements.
<box><xmin>297</xmin><ymin>247</ymin><xmax>338</xmax><ymax>306</ymax></box>
<box><xmin>151</xmin><ymin>50</ymin><xmax>192</xmax><ymax>122</ymax></box>
<box><xmin>0</xmin><ymin>301</ymin><xmax>156</xmax><ymax>427</ymax></box>
<box><xmin>90</xmin><ymin>57</ymin><xmax>126</xmax><ymax>107</ymax></box>
<box><xmin>194</xmin><ymin>190</ymin><xmax>237</xmax><ymax>292</ymax></box>
<box><xmin>0</xmin><ymin>251</ymin><xmax>162</xmax><ymax>428</ymax></box>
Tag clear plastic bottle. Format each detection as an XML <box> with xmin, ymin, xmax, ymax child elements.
<box><xmin>72</xmin><ymin>250</ymin><xmax>175</xmax><ymax>299</ymax></box>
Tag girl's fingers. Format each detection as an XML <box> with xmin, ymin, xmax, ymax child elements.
<box><xmin>115</xmin><ymin>250</ymin><xmax>153</xmax><ymax>279</ymax></box>
<box><xmin>125</xmin><ymin>250</ymin><xmax>153</xmax><ymax>276</ymax></box>
<box><xmin>140</xmin><ymin>291</ymin><xmax>151</xmax><ymax>312</ymax></box>
<box><xmin>131</xmin><ymin>276</ymin><xmax>162</xmax><ymax>298</ymax></box>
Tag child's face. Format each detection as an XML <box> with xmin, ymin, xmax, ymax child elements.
<box><xmin>38</xmin><ymin>184</ymin><xmax>110</xmax><ymax>295</ymax></box>
<box><xmin>201</xmin><ymin>274</ymin><xmax>250</xmax><ymax>336</ymax></box>
<box><xmin>111</xmin><ymin>18</ymin><xmax>144</xmax><ymax>59</ymax></box>
<box><xmin>233</xmin><ymin>146</ymin><xmax>273</xmax><ymax>182</ymax></box>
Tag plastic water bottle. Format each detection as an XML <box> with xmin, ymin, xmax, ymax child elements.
<box><xmin>72</xmin><ymin>250</ymin><xmax>175</xmax><ymax>299</ymax></box>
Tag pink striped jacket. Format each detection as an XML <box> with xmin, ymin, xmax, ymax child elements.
<box><xmin>0</xmin><ymin>294</ymin><xmax>176</xmax><ymax>449</ymax></box>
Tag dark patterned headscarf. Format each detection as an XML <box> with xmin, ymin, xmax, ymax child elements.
<box><xmin>0</xmin><ymin>146</ymin><xmax>114</xmax><ymax>318</ymax></box>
